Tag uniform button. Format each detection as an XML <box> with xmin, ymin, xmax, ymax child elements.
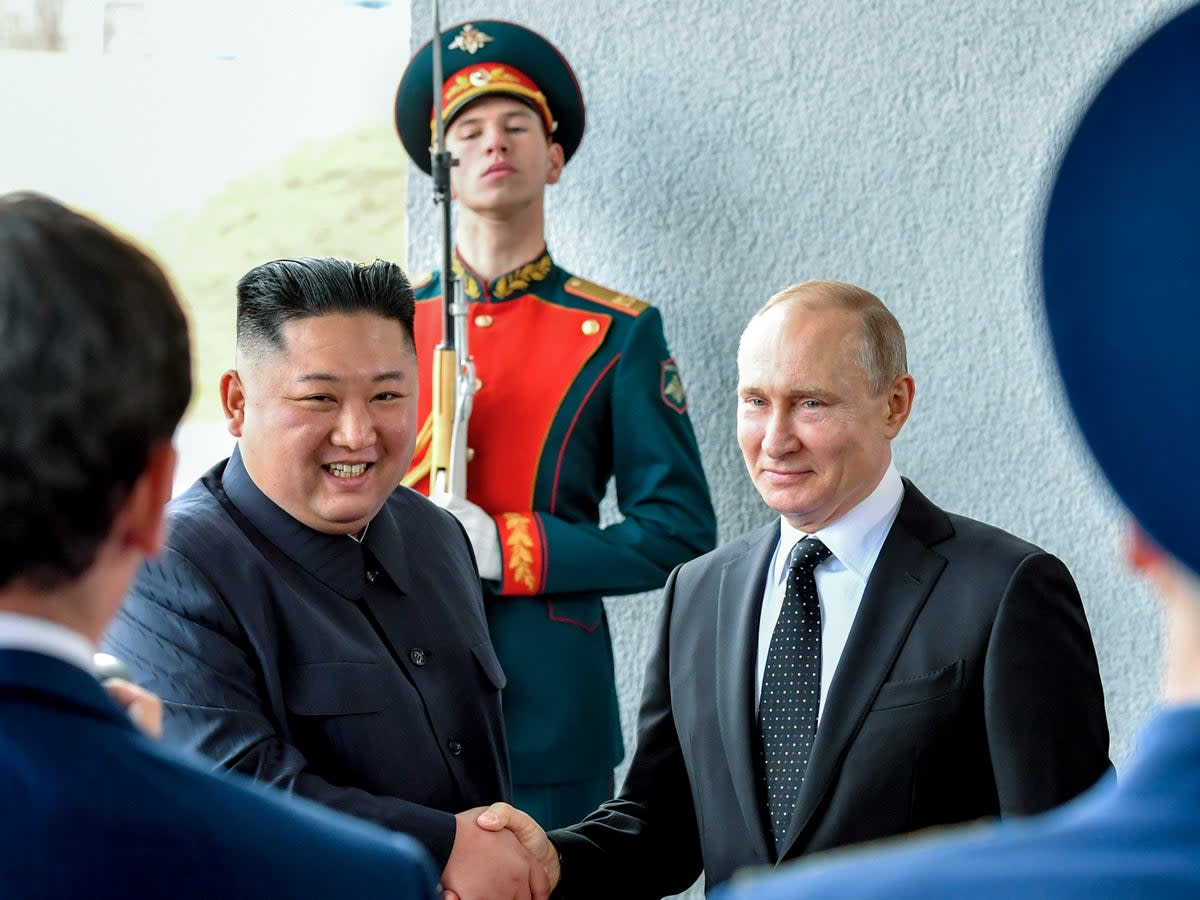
<box><xmin>467</xmin><ymin>447</ymin><xmax>476</xmax><ymax>461</ymax></box>
<box><xmin>447</xmin><ymin>739</ymin><xmax>463</xmax><ymax>756</ymax></box>
<box><xmin>409</xmin><ymin>648</ymin><xmax>427</xmax><ymax>666</ymax></box>
<box><xmin>365</xmin><ymin>568</ymin><xmax>380</xmax><ymax>583</ymax></box>
<box><xmin>474</xmin><ymin>377</ymin><xmax>484</xmax><ymax>391</ymax></box>
<box><xmin>581</xmin><ymin>318</ymin><xmax>600</xmax><ymax>336</ymax></box>
<box><xmin>474</xmin><ymin>313</ymin><xmax>494</xmax><ymax>328</ymax></box>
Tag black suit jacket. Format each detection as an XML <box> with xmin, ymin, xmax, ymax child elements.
<box><xmin>104</xmin><ymin>449</ymin><xmax>509</xmax><ymax>868</ymax></box>
<box><xmin>550</xmin><ymin>480</ymin><xmax>1110</xmax><ymax>896</ymax></box>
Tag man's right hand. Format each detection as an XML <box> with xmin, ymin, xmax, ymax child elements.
<box><xmin>474</xmin><ymin>803</ymin><xmax>560</xmax><ymax>889</ymax></box>
<box><xmin>102</xmin><ymin>676</ymin><xmax>163</xmax><ymax>739</ymax></box>
<box><xmin>441</xmin><ymin>807</ymin><xmax>553</xmax><ymax>900</ymax></box>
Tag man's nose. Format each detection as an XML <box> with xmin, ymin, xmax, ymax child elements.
<box><xmin>483</xmin><ymin>123</ymin><xmax>509</xmax><ymax>152</ymax></box>
<box><xmin>332</xmin><ymin>401</ymin><xmax>376</xmax><ymax>450</ymax></box>
<box><xmin>761</xmin><ymin>410</ymin><xmax>799</xmax><ymax>457</ymax></box>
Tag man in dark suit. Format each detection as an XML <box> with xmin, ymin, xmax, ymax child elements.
<box><xmin>103</xmin><ymin>256</ymin><xmax>549</xmax><ymax>899</ymax></box>
<box><xmin>710</xmin><ymin>5</ymin><xmax>1200</xmax><ymax>898</ymax></box>
<box><xmin>471</xmin><ymin>278</ymin><xmax>1110</xmax><ymax>896</ymax></box>
<box><xmin>0</xmin><ymin>191</ymin><xmax>437</xmax><ymax>898</ymax></box>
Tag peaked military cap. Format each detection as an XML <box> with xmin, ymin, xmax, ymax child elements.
<box><xmin>395</xmin><ymin>19</ymin><xmax>585</xmax><ymax>175</ymax></box>
<box><xmin>1042</xmin><ymin>4</ymin><xmax>1200</xmax><ymax>573</ymax></box>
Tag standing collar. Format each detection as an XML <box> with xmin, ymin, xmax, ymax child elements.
<box><xmin>774</xmin><ymin>462</ymin><xmax>905</xmax><ymax>583</ymax></box>
<box><xmin>453</xmin><ymin>247</ymin><xmax>558</xmax><ymax>303</ymax></box>
<box><xmin>219</xmin><ymin>446</ymin><xmax>410</xmax><ymax>599</ymax></box>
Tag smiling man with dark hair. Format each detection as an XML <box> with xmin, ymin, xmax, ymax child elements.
<box><xmin>105</xmin><ymin>254</ymin><xmax>551</xmax><ymax>900</ymax></box>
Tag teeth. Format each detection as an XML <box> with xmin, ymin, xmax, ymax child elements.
<box><xmin>327</xmin><ymin>463</ymin><xmax>368</xmax><ymax>478</ymax></box>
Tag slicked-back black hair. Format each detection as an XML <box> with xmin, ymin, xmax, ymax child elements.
<box><xmin>236</xmin><ymin>257</ymin><xmax>416</xmax><ymax>356</ymax></box>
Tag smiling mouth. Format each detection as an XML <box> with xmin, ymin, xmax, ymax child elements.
<box><xmin>325</xmin><ymin>463</ymin><xmax>370</xmax><ymax>478</ymax></box>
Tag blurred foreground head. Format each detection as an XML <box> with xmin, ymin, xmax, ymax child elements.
<box><xmin>0</xmin><ymin>192</ymin><xmax>191</xmax><ymax>592</ymax></box>
<box><xmin>1042</xmin><ymin>4</ymin><xmax>1200</xmax><ymax>581</ymax></box>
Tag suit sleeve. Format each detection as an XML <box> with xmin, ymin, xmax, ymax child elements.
<box><xmin>103</xmin><ymin>548</ymin><xmax>460</xmax><ymax>868</ymax></box>
<box><xmin>493</xmin><ymin>307</ymin><xmax>718</xmax><ymax>597</ymax></box>
<box><xmin>984</xmin><ymin>552</ymin><xmax>1112</xmax><ymax>815</ymax></box>
<box><xmin>548</xmin><ymin>564</ymin><xmax>705</xmax><ymax>898</ymax></box>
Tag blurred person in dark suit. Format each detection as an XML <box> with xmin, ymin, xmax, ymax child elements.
<box><xmin>0</xmin><ymin>191</ymin><xmax>438</xmax><ymax>900</ymax></box>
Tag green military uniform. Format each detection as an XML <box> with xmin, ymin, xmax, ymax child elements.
<box><xmin>403</xmin><ymin>249</ymin><xmax>715</xmax><ymax>825</ymax></box>
<box><xmin>396</xmin><ymin>19</ymin><xmax>717</xmax><ymax>827</ymax></box>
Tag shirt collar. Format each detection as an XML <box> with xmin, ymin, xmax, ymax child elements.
<box><xmin>453</xmin><ymin>247</ymin><xmax>557</xmax><ymax>303</ymax></box>
<box><xmin>220</xmin><ymin>446</ymin><xmax>409</xmax><ymax>599</ymax></box>
<box><xmin>0</xmin><ymin>612</ymin><xmax>96</xmax><ymax>674</ymax></box>
<box><xmin>775</xmin><ymin>462</ymin><xmax>905</xmax><ymax>582</ymax></box>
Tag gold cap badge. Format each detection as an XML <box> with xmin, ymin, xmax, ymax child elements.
<box><xmin>449</xmin><ymin>24</ymin><xmax>493</xmax><ymax>55</ymax></box>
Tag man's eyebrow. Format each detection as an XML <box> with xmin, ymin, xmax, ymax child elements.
<box><xmin>455</xmin><ymin>107</ymin><xmax>538</xmax><ymax>128</ymax></box>
<box><xmin>295</xmin><ymin>371</ymin><xmax>411</xmax><ymax>384</ymax></box>
<box><xmin>736</xmin><ymin>382</ymin><xmax>837</xmax><ymax>401</ymax></box>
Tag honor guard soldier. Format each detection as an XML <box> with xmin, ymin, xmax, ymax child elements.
<box><xmin>395</xmin><ymin>19</ymin><xmax>717</xmax><ymax>829</ymax></box>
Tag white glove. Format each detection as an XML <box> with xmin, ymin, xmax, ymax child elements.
<box><xmin>430</xmin><ymin>492</ymin><xmax>503</xmax><ymax>582</ymax></box>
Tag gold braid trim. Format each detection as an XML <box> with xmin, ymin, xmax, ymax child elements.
<box><xmin>501</xmin><ymin>513</ymin><xmax>537</xmax><ymax>590</ymax></box>
<box><xmin>493</xmin><ymin>254</ymin><xmax>552</xmax><ymax>299</ymax></box>
<box><xmin>563</xmin><ymin>276</ymin><xmax>649</xmax><ymax>316</ymax></box>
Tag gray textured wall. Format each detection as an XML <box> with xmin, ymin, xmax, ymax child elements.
<box><xmin>406</xmin><ymin>0</ymin><xmax>1188</xmax><ymax>805</ymax></box>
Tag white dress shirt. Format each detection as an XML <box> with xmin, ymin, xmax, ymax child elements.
<box><xmin>0</xmin><ymin>611</ymin><xmax>96</xmax><ymax>674</ymax></box>
<box><xmin>755</xmin><ymin>463</ymin><xmax>905</xmax><ymax>718</ymax></box>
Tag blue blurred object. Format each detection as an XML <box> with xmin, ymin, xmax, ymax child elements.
<box><xmin>1041</xmin><ymin>3</ymin><xmax>1200</xmax><ymax>574</ymax></box>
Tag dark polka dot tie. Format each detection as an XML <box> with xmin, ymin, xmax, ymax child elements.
<box><xmin>759</xmin><ymin>536</ymin><xmax>831</xmax><ymax>851</ymax></box>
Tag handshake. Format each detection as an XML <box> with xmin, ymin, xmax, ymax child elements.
<box><xmin>442</xmin><ymin>803</ymin><xmax>559</xmax><ymax>900</ymax></box>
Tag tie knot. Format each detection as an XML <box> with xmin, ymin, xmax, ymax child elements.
<box><xmin>789</xmin><ymin>537</ymin><xmax>831</xmax><ymax>575</ymax></box>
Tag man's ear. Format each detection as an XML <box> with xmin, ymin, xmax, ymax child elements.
<box><xmin>220</xmin><ymin>369</ymin><xmax>246</xmax><ymax>437</ymax></box>
<box><xmin>882</xmin><ymin>373</ymin><xmax>915</xmax><ymax>438</ymax></box>
<box><xmin>119</xmin><ymin>441</ymin><xmax>177</xmax><ymax>557</ymax></box>
<box><xmin>546</xmin><ymin>141</ymin><xmax>566</xmax><ymax>186</ymax></box>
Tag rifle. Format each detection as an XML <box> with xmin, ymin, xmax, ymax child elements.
<box><xmin>427</xmin><ymin>0</ymin><xmax>475</xmax><ymax>498</ymax></box>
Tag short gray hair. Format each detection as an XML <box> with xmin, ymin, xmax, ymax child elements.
<box><xmin>749</xmin><ymin>279</ymin><xmax>908</xmax><ymax>394</ymax></box>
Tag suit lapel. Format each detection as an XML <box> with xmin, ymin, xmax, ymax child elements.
<box><xmin>714</xmin><ymin>521</ymin><xmax>779</xmax><ymax>858</ymax></box>
<box><xmin>781</xmin><ymin>481</ymin><xmax>953</xmax><ymax>855</ymax></box>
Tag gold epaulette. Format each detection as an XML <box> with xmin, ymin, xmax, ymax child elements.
<box><xmin>564</xmin><ymin>276</ymin><xmax>650</xmax><ymax>316</ymax></box>
<box><xmin>409</xmin><ymin>269</ymin><xmax>434</xmax><ymax>290</ymax></box>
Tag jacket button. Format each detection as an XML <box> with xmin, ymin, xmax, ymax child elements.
<box><xmin>409</xmin><ymin>648</ymin><xmax>427</xmax><ymax>666</ymax></box>
<box><xmin>448</xmin><ymin>738</ymin><xmax>463</xmax><ymax>755</ymax></box>
<box><xmin>581</xmin><ymin>318</ymin><xmax>600</xmax><ymax>336</ymax></box>
<box><xmin>474</xmin><ymin>313</ymin><xmax>494</xmax><ymax>328</ymax></box>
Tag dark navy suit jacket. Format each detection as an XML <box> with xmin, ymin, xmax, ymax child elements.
<box><xmin>104</xmin><ymin>448</ymin><xmax>510</xmax><ymax>869</ymax></box>
<box><xmin>0</xmin><ymin>647</ymin><xmax>438</xmax><ymax>899</ymax></box>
